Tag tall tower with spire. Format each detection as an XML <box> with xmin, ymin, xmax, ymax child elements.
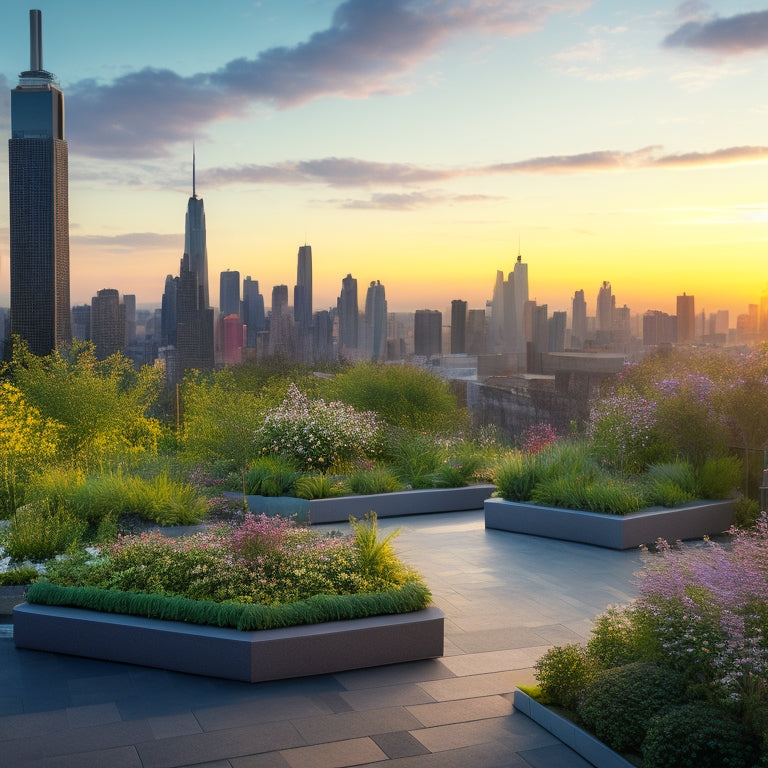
<box><xmin>184</xmin><ymin>149</ymin><xmax>209</xmax><ymax>309</ymax></box>
<box><xmin>9</xmin><ymin>9</ymin><xmax>71</xmax><ymax>355</ymax></box>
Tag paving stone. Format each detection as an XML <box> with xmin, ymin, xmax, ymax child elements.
<box><xmin>292</xmin><ymin>707</ymin><xmax>422</xmax><ymax>744</ymax></box>
<box><xmin>148</xmin><ymin>712</ymin><xmax>204</xmax><ymax>740</ymax></box>
<box><xmin>518</xmin><ymin>743</ymin><xmax>595</xmax><ymax>767</ymax></box>
<box><xmin>371</xmin><ymin>729</ymin><xmax>433</xmax><ymax>758</ymax></box>
<box><xmin>406</xmin><ymin>694</ymin><xmax>512</xmax><ymax>727</ymax></box>
<box><xmin>438</xmin><ymin>646</ymin><xmax>552</xmax><ymax>677</ymax></box>
<box><xmin>18</xmin><ymin>744</ymin><xmax>143</xmax><ymax>768</ymax></box>
<box><xmin>194</xmin><ymin>696</ymin><xmax>331</xmax><ymax>732</ymax></box>
<box><xmin>66</xmin><ymin>702</ymin><xmax>123</xmax><ymax>728</ymax></box>
<box><xmin>280</xmin><ymin>737</ymin><xmax>387</xmax><ymax>768</ymax></box>
<box><xmin>339</xmin><ymin>683</ymin><xmax>436</xmax><ymax>711</ymax></box>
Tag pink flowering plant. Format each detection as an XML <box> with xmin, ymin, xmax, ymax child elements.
<box><xmin>520</xmin><ymin>423</ymin><xmax>558</xmax><ymax>454</ymax></box>
<box><xmin>44</xmin><ymin>511</ymin><xmax>419</xmax><ymax>606</ymax></box>
<box><xmin>255</xmin><ymin>383</ymin><xmax>381</xmax><ymax>472</ymax></box>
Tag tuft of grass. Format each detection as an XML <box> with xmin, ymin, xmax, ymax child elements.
<box><xmin>346</xmin><ymin>467</ymin><xmax>403</xmax><ymax>495</ymax></box>
<box><xmin>530</xmin><ymin>474</ymin><xmax>646</xmax><ymax>515</ymax></box>
<box><xmin>293</xmin><ymin>474</ymin><xmax>347</xmax><ymax>500</ymax></box>
<box><xmin>244</xmin><ymin>456</ymin><xmax>304</xmax><ymax>497</ymax></box>
<box><xmin>349</xmin><ymin>512</ymin><xmax>406</xmax><ymax>584</ymax></box>
<box><xmin>696</xmin><ymin>455</ymin><xmax>742</xmax><ymax>500</ymax></box>
<box><xmin>5</xmin><ymin>502</ymin><xmax>87</xmax><ymax>561</ymax></box>
<box><xmin>493</xmin><ymin>451</ymin><xmax>540</xmax><ymax>502</ymax></box>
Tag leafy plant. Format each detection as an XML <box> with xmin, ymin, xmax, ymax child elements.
<box><xmin>534</xmin><ymin>643</ymin><xmax>595</xmax><ymax>710</ymax></box>
<box><xmin>493</xmin><ymin>451</ymin><xmax>540</xmax><ymax>502</ymax></box>
<box><xmin>244</xmin><ymin>455</ymin><xmax>304</xmax><ymax>497</ymax></box>
<box><xmin>0</xmin><ymin>566</ymin><xmax>39</xmax><ymax>586</ymax></box>
<box><xmin>346</xmin><ymin>466</ymin><xmax>403</xmax><ymax>495</ymax></box>
<box><xmin>5</xmin><ymin>502</ymin><xmax>87</xmax><ymax>561</ymax></box>
<box><xmin>734</xmin><ymin>496</ymin><xmax>761</xmax><ymax>529</ymax></box>
<box><xmin>577</xmin><ymin>662</ymin><xmax>684</xmax><ymax>753</ymax></box>
<box><xmin>388</xmin><ymin>432</ymin><xmax>445</xmax><ymax>488</ymax></box>
<box><xmin>695</xmin><ymin>455</ymin><xmax>741</xmax><ymax>500</ymax></box>
<box><xmin>293</xmin><ymin>474</ymin><xmax>347</xmax><ymax>500</ymax></box>
<box><xmin>530</xmin><ymin>474</ymin><xmax>646</xmax><ymax>515</ymax></box>
<box><xmin>642</xmin><ymin>702</ymin><xmax>758</xmax><ymax>768</ymax></box>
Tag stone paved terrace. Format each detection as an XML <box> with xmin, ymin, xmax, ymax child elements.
<box><xmin>0</xmin><ymin>509</ymin><xmax>644</xmax><ymax>767</ymax></box>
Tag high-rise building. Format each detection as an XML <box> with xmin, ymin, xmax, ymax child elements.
<box><xmin>160</xmin><ymin>274</ymin><xmax>178</xmax><ymax>347</ymax></box>
<box><xmin>242</xmin><ymin>276</ymin><xmax>265</xmax><ymax>348</ymax></box>
<box><xmin>414</xmin><ymin>309</ymin><xmax>442</xmax><ymax>358</ymax></box>
<box><xmin>71</xmin><ymin>304</ymin><xmax>91</xmax><ymax>341</ymax></box>
<box><xmin>124</xmin><ymin>294</ymin><xmax>136</xmax><ymax>346</ymax></box>
<box><xmin>268</xmin><ymin>285</ymin><xmax>295</xmax><ymax>357</ymax></box>
<box><xmin>294</xmin><ymin>245</ymin><xmax>313</xmax><ymax>331</ymax></box>
<box><xmin>596</xmin><ymin>281</ymin><xmax>614</xmax><ymax>332</ymax></box>
<box><xmin>9</xmin><ymin>10</ymin><xmax>71</xmax><ymax>355</ymax></box>
<box><xmin>90</xmin><ymin>289</ymin><xmax>125</xmax><ymax>360</ymax></box>
<box><xmin>185</xmin><ymin>152</ymin><xmax>209</xmax><ymax>310</ymax></box>
<box><xmin>450</xmin><ymin>300</ymin><xmax>467</xmax><ymax>354</ymax></box>
<box><xmin>337</xmin><ymin>273</ymin><xmax>359</xmax><ymax>357</ymax></box>
<box><xmin>364</xmin><ymin>281</ymin><xmax>387</xmax><ymax>361</ymax></box>
<box><xmin>466</xmin><ymin>309</ymin><xmax>486</xmax><ymax>355</ymax></box>
<box><xmin>221</xmin><ymin>314</ymin><xmax>243</xmax><ymax>366</ymax></box>
<box><xmin>220</xmin><ymin>270</ymin><xmax>240</xmax><ymax>318</ymax></box>
<box><xmin>676</xmin><ymin>292</ymin><xmax>695</xmax><ymax>343</ymax></box>
<box><xmin>548</xmin><ymin>311</ymin><xmax>566</xmax><ymax>352</ymax></box>
<box><xmin>571</xmin><ymin>290</ymin><xmax>587</xmax><ymax>349</ymax></box>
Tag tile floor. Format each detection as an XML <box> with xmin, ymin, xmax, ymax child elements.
<box><xmin>0</xmin><ymin>510</ymin><xmax>644</xmax><ymax>767</ymax></box>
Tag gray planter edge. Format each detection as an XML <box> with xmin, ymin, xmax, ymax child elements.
<box><xmin>0</xmin><ymin>584</ymin><xmax>28</xmax><ymax>615</ymax></box>
<box><xmin>484</xmin><ymin>497</ymin><xmax>735</xmax><ymax>549</ymax></box>
<box><xmin>13</xmin><ymin>602</ymin><xmax>445</xmax><ymax>683</ymax></box>
<box><xmin>225</xmin><ymin>485</ymin><xmax>496</xmax><ymax>524</ymax></box>
<box><xmin>513</xmin><ymin>688</ymin><xmax>635</xmax><ymax>768</ymax></box>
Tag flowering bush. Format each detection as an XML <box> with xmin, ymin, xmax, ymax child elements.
<box><xmin>534</xmin><ymin>518</ymin><xmax>768</xmax><ymax>762</ymax></box>
<box><xmin>520</xmin><ymin>423</ymin><xmax>558</xmax><ymax>454</ymax></box>
<box><xmin>255</xmin><ymin>383</ymin><xmax>380</xmax><ymax>471</ymax></box>
<box><xmin>45</xmin><ymin>512</ymin><xmax>417</xmax><ymax>606</ymax></box>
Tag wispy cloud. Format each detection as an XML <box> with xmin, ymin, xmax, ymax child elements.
<box><xmin>663</xmin><ymin>10</ymin><xmax>768</xmax><ymax>54</ymax></box>
<box><xmin>64</xmin><ymin>0</ymin><xmax>588</xmax><ymax>159</ymax></box>
<box><xmin>197</xmin><ymin>144</ymin><xmax>768</xmax><ymax>198</ymax></box>
<box><xmin>71</xmin><ymin>233</ymin><xmax>181</xmax><ymax>251</ymax></box>
<box><xmin>337</xmin><ymin>191</ymin><xmax>501</xmax><ymax>210</ymax></box>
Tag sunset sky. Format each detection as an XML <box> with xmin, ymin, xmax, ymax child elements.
<box><xmin>0</xmin><ymin>0</ymin><xmax>767</xmax><ymax>321</ymax></box>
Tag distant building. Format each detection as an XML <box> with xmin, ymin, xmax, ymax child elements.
<box><xmin>71</xmin><ymin>304</ymin><xmax>91</xmax><ymax>341</ymax></box>
<box><xmin>414</xmin><ymin>309</ymin><xmax>442</xmax><ymax>358</ymax></box>
<box><xmin>676</xmin><ymin>293</ymin><xmax>695</xmax><ymax>343</ymax></box>
<box><xmin>220</xmin><ymin>270</ymin><xmax>240</xmax><ymax>319</ymax></box>
<box><xmin>596</xmin><ymin>281</ymin><xmax>614</xmax><ymax>333</ymax></box>
<box><xmin>337</xmin><ymin>273</ymin><xmax>359</xmax><ymax>358</ymax></box>
<box><xmin>124</xmin><ymin>294</ymin><xmax>136</xmax><ymax>347</ymax></box>
<box><xmin>571</xmin><ymin>289</ymin><xmax>587</xmax><ymax>349</ymax></box>
<box><xmin>221</xmin><ymin>313</ymin><xmax>243</xmax><ymax>366</ymax></box>
<box><xmin>643</xmin><ymin>310</ymin><xmax>676</xmax><ymax>346</ymax></box>
<box><xmin>364</xmin><ymin>281</ymin><xmax>387</xmax><ymax>361</ymax></box>
<box><xmin>451</xmin><ymin>299</ymin><xmax>467</xmax><ymax>354</ymax></box>
<box><xmin>466</xmin><ymin>309</ymin><xmax>486</xmax><ymax>355</ymax></box>
<box><xmin>9</xmin><ymin>10</ymin><xmax>71</xmax><ymax>355</ymax></box>
<box><xmin>242</xmin><ymin>276</ymin><xmax>265</xmax><ymax>348</ymax></box>
<box><xmin>91</xmin><ymin>289</ymin><xmax>125</xmax><ymax>360</ymax></box>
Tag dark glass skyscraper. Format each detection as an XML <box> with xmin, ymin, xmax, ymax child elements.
<box><xmin>9</xmin><ymin>10</ymin><xmax>71</xmax><ymax>355</ymax></box>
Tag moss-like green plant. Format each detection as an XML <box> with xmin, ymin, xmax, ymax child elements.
<box><xmin>244</xmin><ymin>455</ymin><xmax>304</xmax><ymax>497</ymax></box>
<box><xmin>0</xmin><ymin>566</ymin><xmax>39</xmax><ymax>586</ymax></box>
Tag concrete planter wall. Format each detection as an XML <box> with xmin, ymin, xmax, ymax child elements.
<box><xmin>13</xmin><ymin>603</ymin><xmax>445</xmax><ymax>683</ymax></box>
<box><xmin>227</xmin><ymin>485</ymin><xmax>495</xmax><ymax>524</ymax></box>
<box><xmin>485</xmin><ymin>497</ymin><xmax>735</xmax><ymax>549</ymax></box>
<box><xmin>309</xmin><ymin>484</ymin><xmax>495</xmax><ymax>524</ymax></box>
<box><xmin>0</xmin><ymin>585</ymin><xmax>28</xmax><ymax>616</ymax></box>
<box><xmin>513</xmin><ymin>689</ymin><xmax>635</xmax><ymax>768</ymax></box>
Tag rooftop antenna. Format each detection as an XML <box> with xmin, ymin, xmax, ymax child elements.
<box><xmin>517</xmin><ymin>234</ymin><xmax>522</xmax><ymax>263</ymax></box>
<box><xmin>192</xmin><ymin>144</ymin><xmax>197</xmax><ymax>198</ymax></box>
<box><xmin>30</xmin><ymin>9</ymin><xmax>42</xmax><ymax>71</ymax></box>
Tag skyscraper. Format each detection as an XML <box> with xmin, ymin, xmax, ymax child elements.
<box><xmin>571</xmin><ymin>289</ymin><xmax>587</xmax><ymax>349</ymax></box>
<box><xmin>242</xmin><ymin>276</ymin><xmax>265</xmax><ymax>348</ymax></box>
<box><xmin>185</xmin><ymin>152</ymin><xmax>209</xmax><ymax>310</ymax></box>
<box><xmin>450</xmin><ymin>299</ymin><xmax>467</xmax><ymax>354</ymax></box>
<box><xmin>90</xmin><ymin>289</ymin><xmax>125</xmax><ymax>361</ymax></box>
<box><xmin>337</xmin><ymin>273</ymin><xmax>359</xmax><ymax>357</ymax></box>
<box><xmin>220</xmin><ymin>270</ymin><xmax>240</xmax><ymax>318</ymax></box>
<box><xmin>9</xmin><ymin>10</ymin><xmax>71</xmax><ymax>355</ymax></box>
<box><xmin>364</xmin><ymin>281</ymin><xmax>387</xmax><ymax>362</ymax></box>
<box><xmin>676</xmin><ymin>292</ymin><xmax>695</xmax><ymax>343</ymax></box>
<box><xmin>414</xmin><ymin>309</ymin><xmax>442</xmax><ymax>358</ymax></box>
<box><xmin>294</xmin><ymin>245</ymin><xmax>313</xmax><ymax>331</ymax></box>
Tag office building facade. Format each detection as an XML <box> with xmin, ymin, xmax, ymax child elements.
<box><xmin>9</xmin><ymin>10</ymin><xmax>71</xmax><ymax>355</ymax></box>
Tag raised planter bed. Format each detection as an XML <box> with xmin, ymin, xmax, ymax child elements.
<box><xmin>0</xmin><ymin>585</ymin><xmax>28</xmax><ymax>616</ymax></box>
<box><xmin>484</xmin><ymin>497</ymin><xmax>735</xmax><ymax>550</ymax></box>
<box><xmin>227</xmin><ymin>485</ymin><xmax>495</xmax><ymax>524</ymax></box>
<box><xmin>513</xmin><ymin>688</ymin><xmax>635</xmax><ymax>768</ymax></box>
<box><xmin>13</xmin><ymin>602</ymin><xmax>445</xmax><ymax>682</ymax></box>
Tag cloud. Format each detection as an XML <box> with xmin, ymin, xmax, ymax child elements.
<box><xmin>71</xmin><ymin>232</ymin><xmax>181</xmax><ymax>252</ymax></box>
<box><xmin>337</xmin><ymin>191</ymin><xmax>501</xmax><ymax>209</ymax></box>
<box><xmin>63</xmin><ymin>0</ymin><xmax>587</xmax><ymax>159</ymax></box>
<box><xmin>197</xmin><ymin>144</ymin><xmax>768</xmax><ymax>196</ymax></box>
<box><xmin>663</xmin><ymin>10</ymin><xmax>768</xmax><ymax>54</ymax></box>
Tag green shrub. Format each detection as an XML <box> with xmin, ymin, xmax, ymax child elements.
<box><xmin>387</xmin><ymin>432</ymin><xmax>445</xmax><ymax>489</ymax></box>
<box><xmin>0</xmin><ymin>566</ymin><xmax>39</xmax><ymax>586</ymax></box>
<box><xmin>646</xmin><ymin>461</ymin><xmax>697</xmax><ymax>494</ymax></box>
<box><xmin>644</xmin><ymin>478</ymin><xmax>694</xmax><ymax>508</ymax></box>
<box><xmin>534</xmin><ymin>644</ymin><xmax>595</xmax><ymax>710</ymax></box>
<box><xmin>5</xmin><ymin>502</ymin><xmax>87</xmax><ymax>560</ymax></box>
<box><xmin>696</xmin><ymin>455</ymin><xmax>742</xmax><ymax>499</ymax></box>
<box><xmin>244</xmin><ymin>456</ymin><xmax>304</xmax><ymax>497</ymax></box>
<box><xmin>530</xmin><ymin>474</ymin><xmax>646</xmax><ymax>515</ymax></box>
<box><xmin>346</xmin><ymin>467</ymin><xmax>403</xmax><ymax>495</ymax></box>
<box><xmin>642</xmin><ymin>702</ymin><xmax>759</xmax><ymax>768</ymax></box>
<box><xmin>293</xmin><ymin>474</ymin><xmax>347</xmax><ymax>500</ymax></box>
<box><xmin>493</xmin><ymin>452</ymin><xmax>539</xmax><ymax>501</ymax></box>
<box><xmin>577</xmin><ymin>662</ymin><xmax>684</xmax><ymax>753</ymax></box>
<box><xmin>587</xmin><ymin>605</ymin><xmax>647</xmax><ymax>669</ymax></box>
<box><xmin>734</xmin><ymin>496</ymin><xmax>761</xmax><ymax>528</ymax></box>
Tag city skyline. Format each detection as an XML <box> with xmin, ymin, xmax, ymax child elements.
<box><xmin>1</xmin><ymin>1</ymin><xmax>767</xmax><ymax>319</ymax></box>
